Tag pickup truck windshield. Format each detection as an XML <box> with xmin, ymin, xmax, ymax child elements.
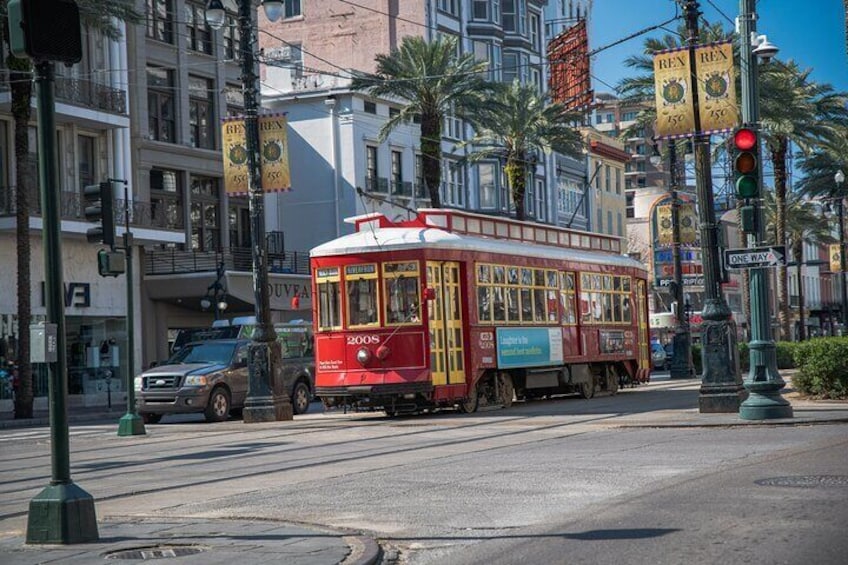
<box><xmin>168</xmin><ymin>342</ymin><xmax>235</xmax><ymax>365</ymax></box>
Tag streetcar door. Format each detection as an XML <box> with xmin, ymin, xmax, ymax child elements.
<box><xmin>636</xmin><ymin>279</ymin><xmax>650</xmax><ymax>371</ymax></box>
<box><xmin>426</xmin><ymin>261</ymin><xmax>465</xmax><ymax>386</ymax></box>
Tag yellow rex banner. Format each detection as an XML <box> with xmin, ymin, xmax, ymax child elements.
<box><xmin>222</xmin><ymin>114</ymin><xmax>291</xmax><ymax>195</ymax></box>
<box><xmin>653</xmin><ymin>47</ymin><xmax>695</xmax><ymax>139</ymax></box>
<box><xmin>694</xmin><ymin>41</ymin><xmax>737</xmax><ymax>134</ymax></box>
<box><xmin>830</xmin><ymin>244</ymin><xmax>843</xmax><ymax>273</ymax></box>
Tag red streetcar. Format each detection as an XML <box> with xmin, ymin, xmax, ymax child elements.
<box><xmin>310</xmin><ymin>209</ymin><xmax>651</xmax><ymax>415</ymax></box>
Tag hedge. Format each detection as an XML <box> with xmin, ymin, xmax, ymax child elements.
<box><xmin>790</xmin><ymin>337</ymin><xmax>848</xmax><ymax>399</ymax></box>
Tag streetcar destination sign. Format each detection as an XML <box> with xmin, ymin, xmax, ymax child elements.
<box><xmin>724</xmin><ymin>245</ymin><xmax>786</xmax><ymax>269</ymax></box>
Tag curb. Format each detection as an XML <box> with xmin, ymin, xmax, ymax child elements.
<box><xmin>342</xmin><ymin>535</ymin><xmax>383</xmax><ymax>565</ymax></box>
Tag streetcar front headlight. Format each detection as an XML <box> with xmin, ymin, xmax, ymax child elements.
<box><xmin>356</xmin><ymin>347</ymin><xmax>371</xmax><ymax>366</ymax></box>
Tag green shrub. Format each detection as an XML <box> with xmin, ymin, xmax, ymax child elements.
<box><xmin>691</xmin><ymin>344</ymin><xmax>702</xmax><ymax>374</ymax></box>
<box><xmin>791</xmin><ymin>337</ymin><xmax>848</xmax><ymax>399</ymax></box>
<box><xmin>737</xmin><ymin>341</ymin><xmax>750</xmax><ymax>372</ymax></box>
<box><xmin>775</xmin><ymin>341</ymin><xmax>797</xmax><ymax>369</ymax></box>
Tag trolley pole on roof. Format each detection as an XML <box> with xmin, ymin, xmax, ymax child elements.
<box><xmin>683</xmin><ymin>0</ymin><xmax>745</xmax><ymax>412</ymax></box>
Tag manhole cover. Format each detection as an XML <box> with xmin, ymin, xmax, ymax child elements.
<box><xmin>755</xmin><ymin>475</ymin><xmax>848</xmax><ymax>488</ymax></box>
<box><xmin>105</xmin><ymin>545</ymin><xmax>207</xmax><ymax>560</ymax></box>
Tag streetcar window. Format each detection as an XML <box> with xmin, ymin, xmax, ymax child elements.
<box><xmin>622</xmin><ymin>295</ymin><xmax>633</xmax><ymax>323</ymax></box>
<box><xmin>534</xmin><ymin>288</ymin><xmax>546</xmax><ymax>322</ymax></box>
<box><xmin>493</xmin><ymin>266</ymin><xmax>506</xmax><ymax>284</ymax></box>
<box><xmin>507</xmin><ymin>267</ymin><xmax>519</xmax><ymax>285</ymax></box>
<box><xmin>345</xmin><ymin>264</ymin><xmax>379</xmax><ymax>327</ymax></box>
<box><xmin>520</xmin><ymin>288</ymin><xmax>532</xmax><ymax>322</ymax></box>
<box><xmin>560</xmin><ymin>272</ymin><xmax>577</xmax><ymax>326</ymax></box>
<box><xmin>383</xmin><ymin>261</ymin><xmax>421</xmax><ymax>325</ymax></box>
<box><xmin>579</xmin><ymin>273</ymin><xmax>634</xmax><ymax>325</ymax></box>
<box><xmin>521</xmin><ymin>268</ymin><xmax>532</xmax><ymax>286</ymax></box>
<box><xmin>507</xmin><ymin>287</ymin><xmax>520</xmax><ymax>322</ymax></box>
<box><xmin>316</xmin><ymin>267</ymin><xmax>341</xmax><ymax>331</ymax></box>
<box><xmin>477</xmin><ymin>286</ymin><xmax>492</xmax><ymax>322</ymax></box>
<box><xmin>477</xmin><ymin>264</ymin><xmax>491</xmax><ymax>283</ymax></box>
<box><xmin>493</xmin><ymin>286</ymin><xmax>506</xmax><ymax>321</ymax></box>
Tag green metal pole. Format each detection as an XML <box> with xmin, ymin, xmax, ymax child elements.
<box><xmin>238</xmin><ymin>0</ymin><xmax>291</xmax><ymax>422</ymax></box>
<box><xmin>118</xmin><ymin>180</ymin><xmax>145</xmax><ymax>435</ymax></box>
<box><xmin>738</xmin><ymin>0</ymin><xmax>792</xmax><ymax>419</ymax></box>
<box><xmin>684</xmin><ymin>0</ymin><xmax>744</xmax><ymax>412</ymax></box>
<box><xmin>26</xmin><ymin>60</ymin><xmax>98</xmax><ymax>544</ymax></box>
<box><xmin>668</xmin><ymin>142</ymin><xmax>695</xmax><ymax>379</ymax></box>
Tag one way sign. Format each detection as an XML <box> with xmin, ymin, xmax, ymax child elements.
<box><xmin>724</xmin><ymin>245</ymin><xmax>787</xmax><ymax>269</ymax></box>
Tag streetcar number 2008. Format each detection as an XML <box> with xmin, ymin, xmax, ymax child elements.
<box><xmin>347</xmin><ymin>335</ymin><xmax>381</xmax><ymax>346</ymax></box>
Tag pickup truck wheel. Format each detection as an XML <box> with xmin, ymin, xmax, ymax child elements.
<box><xmin>291</xmin><ymin>381</ymin><xmax>311</xmax><ymax>415</ymax></box>
<box><xmin>141</xmin><ymin>413</ymin><xmax>161</xmax><ymax>424</ymax></box>
<box><xmin>205</xmin><ymin>387</ymin><xmax>230</xmax><ymax>422</ymax></box>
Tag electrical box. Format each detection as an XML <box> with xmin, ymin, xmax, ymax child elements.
<box><xmin>30</xmin><ymin>322</ymin><xmax>58</xmax><ymax>363</ymax></box>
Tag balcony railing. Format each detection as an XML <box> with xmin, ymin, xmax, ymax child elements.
<box><xmin>54</xmin><ymin>77</ymin><xmax>127</xmax><ymax>115</ymax></box>
<box><xmin>145</xmin><ymin>242</ymin><xmax>311</xmax><ymax>276</ymax></box>
<box><xmin>0</xmin><ymin>186</ymin><xmax>184</xmax><ymax>230</ymax></box>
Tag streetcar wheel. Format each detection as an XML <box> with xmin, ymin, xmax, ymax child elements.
<box><xmin>204</xmin><ymin>387</ymin><xmax>231</xmax><ymax>422</ymax></box>
<box><xmin>498</xmin><ymin>373</ymin><xmax>514</xmax><ymax>409</ymax></box>
<box><xmin>459</xmin><ymin>384</ymin><xmax>479</xmax><ymax>414</ymax></box>
<box><xmin>579</xmin><ymin>380</ymin><xmax>595</xmax><ymax>400</ymax></box>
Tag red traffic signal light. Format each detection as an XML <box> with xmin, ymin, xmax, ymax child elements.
<box><xmin>732</xmin><ymin>127</ymin><xmax>759</xmax><ymax>199</ymax></box>
<box><xmin>733</xmin><ymin>128</ymin><xmax>757</xmax><ymax>151</ymax></box>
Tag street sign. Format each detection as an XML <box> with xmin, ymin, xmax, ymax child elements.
<box><xmin>724</xmin><ymin>245</ymin><xmax>786</xmax><ymax>269</ymax></box>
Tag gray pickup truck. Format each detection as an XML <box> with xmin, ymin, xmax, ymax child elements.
<box><xmin>135</xmin><ymin>326</ymin><xmax>314</xmax><ymax>423</ymax></box>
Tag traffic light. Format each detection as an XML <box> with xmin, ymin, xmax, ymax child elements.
<box><xmin>733</xmin><ymin>126</ymin><xmax>759</xmax><ymax>200</ymax></box>
<box><xmin>83</xmin><ymin>182</ymin><xmax>116</xmax><ymax>248</ymax></box>
<box><xmin>7</xmin><ymin>0</ymin><xmax>82</xmax><ymax>64</ymax></box>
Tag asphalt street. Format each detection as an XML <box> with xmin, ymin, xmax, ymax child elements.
<box><xmin>1</xmin><ymin>376</ymin><xmax>846</xmax><ymax>564</ymax></box>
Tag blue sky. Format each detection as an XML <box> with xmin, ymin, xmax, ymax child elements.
<box><xmin>589</xmin><ymin>0</ymin><xmax>847</xmax><ymax>94</ymax></box>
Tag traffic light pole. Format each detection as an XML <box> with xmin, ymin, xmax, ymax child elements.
<box><xmin>737</xmin><ymin>0</ymin><xmax>792</xmax><ymax>419</ymax></box>
<box><xmin>116</xmin><ymin>181</ymin><xmax>145</xmax><ymax>436</ymax></box>
<box><xmin>684</xmin><ymin>0</ymin><xmax>744</xmax><ymax>413</ymax></box>
<box><xmin>26</xmin><ymin>60</ymin><xmax>98</xmax><ymax>544</ymax></box>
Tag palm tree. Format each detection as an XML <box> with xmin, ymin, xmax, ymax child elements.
<box><xmin>795</xmin><ymin>127</ymin><xmax>848</xmax><ymax>198</ymax></box>
<box><xmin>351</xmin><ymin>36</ymin><xmax>493</xmax><ymax>208</ymax></box>
<box><xmin>461</xmin><ymin>80</ymin><xmax>584</xmax><ymax>220</ymax></box>
<box><xmin>763</xmin><ymin>191</ymin><xmax>836</xmax><ymax>340</ymax></box>
<box><xmin>0</xmin><ymin>0</ymin><xmax>140</xmax><ymax>418</ymax></box>
<box><xmin>757</xmin><ymin>61</ymin><xmax>848</xmax><ymax>340</ymax></box>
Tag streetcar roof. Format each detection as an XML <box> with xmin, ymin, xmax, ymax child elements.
<box><xmin>311</xmin><ymin>226</ymin><xmax>646</xmax><ymax>272</ymax></box>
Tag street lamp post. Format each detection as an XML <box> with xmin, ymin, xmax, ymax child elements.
<box><xmin>683</xmin><ymin>0</ymin><xmax>744</xmax><ymax>412</ymax></box>
<box><xmin>737</xmin><ymin>0</ymin><xmax>792</xmax><ymax>420</ymax></box>
<box><xmin>836</xmin><ymin>170</ymin><xmax>847</xmax><ymax>333</ymax></box>
<box><xmin>651</xmin><ymin>141</ymin><xmax>694</xmax><ymax>379</ymax></box>
<box><xmin>206</xmin><ymin>0</ymin><xmax>291</xmax><ymax>422</ymax></box>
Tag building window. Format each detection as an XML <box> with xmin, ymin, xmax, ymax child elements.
<box><xmin>479</xmin><ymin>162</ymin><xmax>497</xmax><ymax>209</ymax></box>
<box><xmin>534</xmin><ymin>178</ymin><xmax>545</xmax><ymax>221</ymax></box>
<box><xmin>364</xmin><ymin>100</ymin><xmax>377</xmax><ymax>114</ymax></box>
<box><xmin>597</xmin><ymin>209</ymin><xmax>602</xmax><ymax>231</ymax></box>
<box><xmin>391</xmin><ymin>150</ymin><xmax>404</xmax><ymax>195</ymax></box>
<box><xmin>616</xmin><ymin>168</ymin><xmax>621</xmax><ymax>194</ymax></box>
<box><xmin>147</xmin><ymin>67</ymin><xmax>176</xmax><ymax>143</ymax></box>
<box><xmin>190</xmin><ymin>175</ymin><xmax>220</xmax><ymax>250</ymax></box>
<box><xmin>443</xmin><ymin>160</ymin><xmax>464</xmax><ymax>207</ymax></box>
<box><xmin>444</xmin><ymin>104</ymin><xmax>462</xmax><ymax>140</ymax></box>
<box><xmin>502</xmin><ymin>0</ymin><xmax>526</xmax><ymax>34</ymax></box>
<box><xmin>150</xmin><ymin>168</ymin><xmax>182</xmax><ymax>230</ymax></box>
<box><xmin>607</xmin><ymin>210</ymin><xmax>613</xmax><ymax>235</ymax></box>
<box><xmin>530</xmin><ymin>66</ymin><xmax>541</xmax><ymax>93</ymax></box>
<box><xmin>185</xmin><ymin>1</ymin><xmax>212</xmax><ymax>54</ymax></box>
<box><xmin>228</xmin><ymin>196</ymin><xmax>251</xmax><ymax>248</ymax></box>
<box><xmin>77</xmin><ymin>135</ymin><xmax>96</xmax><ymax>191</ymax></box>
<box><xmin>626</xmin><ymin>191</ymin><xmax>635</xmax><ymax>218</ymax></box>
<box><xmin>503</xmin><ymin>51</ymin><xmax>518</xmax><ymax>84</ymax></box>
<box><xmin>366</xmin><ymin>145</ymin><xmax>381</xmax><ymax>192</ymax></box>
<box><xmin>529</xmin><ymin>12</ymin><xmax>540</xmax><ymax>51</ymax></box>
<box><xmin>473</xmin><ymin>39</ymin><xmax>501</xmax><ymax>81</ymax></box>
<box><xmin>437</xmin><ymin>0</ymin><xmax>458</xmax><ymax>17</ymax></box>
<box><xmin>284</xmin><ymin>0</ymin><xmax>301</xmax><ymax>18</ymax></box>
<box><xmin>147</xmin><ymin>0</ymin><xmax>174</xmax><ymax>44</ymax></box>
<box><xmin>224</xmin><ymin>84</ymin><xmax>244</xmax><ymax>117</ymax></box>
<box><xmin>189</xmin><ymin>76</ymin><xmax>214</xmax><ymax>149</ymax></box>
<box><xmin>617</xmin><ymin>212</ymin><xmax>623</xmax><ymax>236</ymax></box>
<box><xmin>223</xmin><ymin>14</ymin><xmax>241</xmax><ymax>60</ymax></box>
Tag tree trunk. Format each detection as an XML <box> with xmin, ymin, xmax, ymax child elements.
<box><xmin>771</xmin><ymin>137</ymin><xmax>791</xmax><ymax>341</ymax></box>
<box><xmin>793</xmin><ymin>240</ymin><xmax>805</xmax><ymax>341</ymax></box>
<box><xmin>8</xmin><ymin>54</ymin><xmax>34</xmax><ymax>419</ymax></box>
<box><xmin>420</xmin><ymin>111</ymin><xmax>442</xmax><ymax>208</ymax></box>
<box><xmin>505</xmin><ymin>156</ymin><xmax>527</xmax><ymax>222</ymax></box>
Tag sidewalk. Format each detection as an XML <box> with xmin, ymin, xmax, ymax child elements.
<box><xmin>0</xmin><ymin>517</ymin><xmax>381</xmax><ymax>565</ymax></box>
